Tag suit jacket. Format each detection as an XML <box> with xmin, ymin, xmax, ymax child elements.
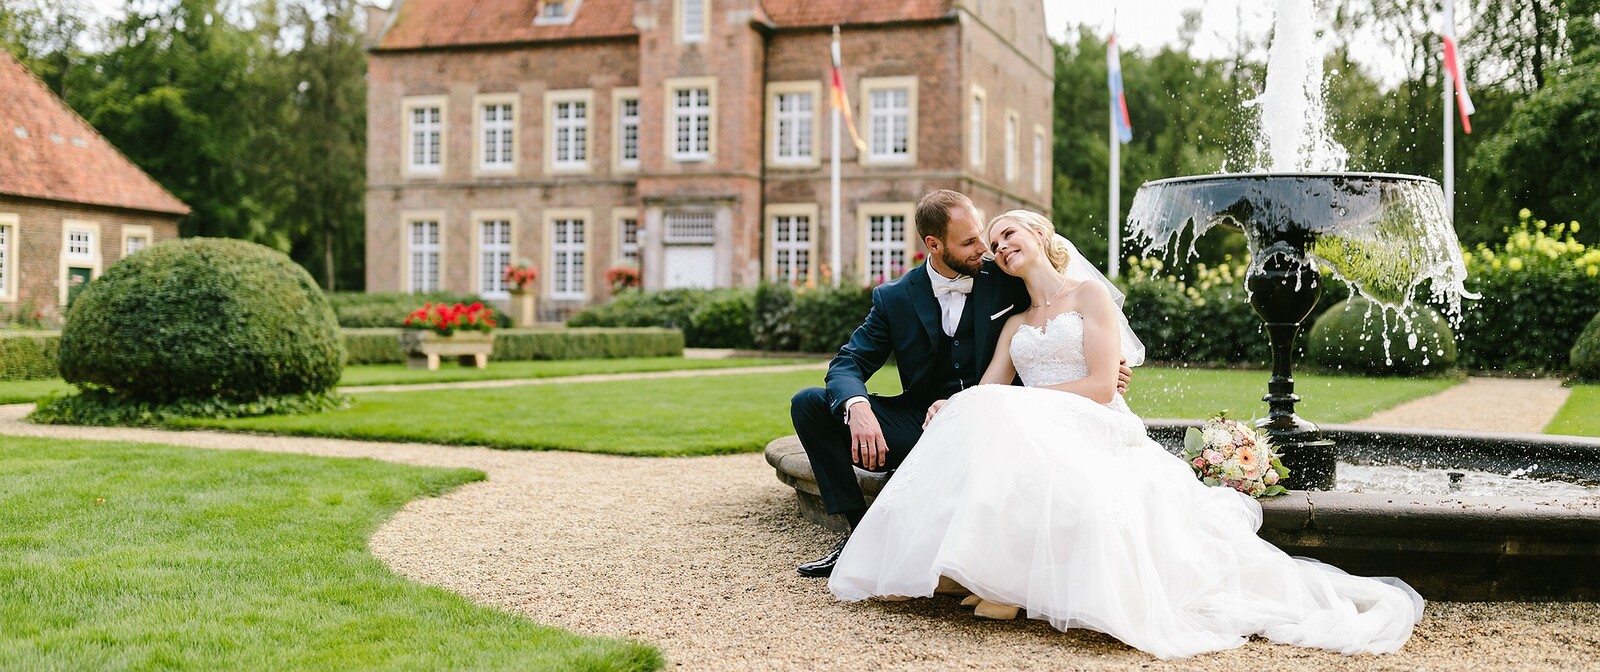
<box><xmin>824</xmin><ymin>260</ymin><xmax>1029</xmax><ymax>416</ymax></box>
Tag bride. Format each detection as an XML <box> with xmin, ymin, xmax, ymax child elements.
<box><xmin>827</xmin><ymin>210</ymin><xmax>1423</xmax><ymax>660</ymax></box>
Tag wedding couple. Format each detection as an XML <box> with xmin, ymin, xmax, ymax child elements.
<box><xmin>789</xmin><ymin>190</ymin><xmax>1423</xmax><ymax>659</ymax></box>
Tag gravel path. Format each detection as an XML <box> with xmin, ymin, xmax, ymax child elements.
<box><xmin>2</xmin><ymin>402</ymin><xmax>1597</xmax><ymax>670</ymax></box>
<box><xmin>1353</xmin><ymin>377</ymin><xmax>1572</xmax><ymax>433</ymax></box>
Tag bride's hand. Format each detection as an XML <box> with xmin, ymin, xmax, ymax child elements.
<box><xmin>1117</xmin><ymin>358</ymin><xmax>1133</xmax><ymax>395</ymax></box>
<box><xmin>923</xmin><ymin>399</ymin><xmax>948</xmax><ymax>429</ymax></box>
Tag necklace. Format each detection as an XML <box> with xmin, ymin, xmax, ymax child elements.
<box><xmin>1031</xmin><ymin>277</ymin><xmax>1070</xmax><ymax>308</ymax></box>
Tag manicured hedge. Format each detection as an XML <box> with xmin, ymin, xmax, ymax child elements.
<box><xmin>1307</xmin><ymin>297</ymin><xmax>1457</xmax><ymax>375</ymax></box>
<box><xmin>327</xmin><ymin>291</ymin><xmax>513</xmax><ymax>328</ymax></box>
<box><xmin>1573</xmin><ymin>311</ymin><xmax>1600</xmax><ymax>381</ymax></box>
<box><xmin>0</xmin><ymin>332</ymin><xmax>60</xmax><ymax>380</ymax></box>
<box><xmin>341</xmin><ymin>328</ymin><xmax>683</xmax><ymax>364</ymax></box>
<box><xmin>570</xmin><ymin>284</ymin><xmax>872</xmax><ymax>354</ymax></box>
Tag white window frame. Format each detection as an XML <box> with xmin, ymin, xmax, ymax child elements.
<box><xmin>0</xmin><ymin>213</ymin><xmax>16</xmax><ymax>302</ymax></box>
<box><xmin>969</xmin><ymin>85</ymin><xmax>985</xmax><ymax>169</ymax></box>
<box><xmin>122</xmin><ymin>224</ymin><xmax>153</xmax><ymax>258</ymax></box>
<box><xmin>678</xmin><ymin>0</ymin><xmax>706</xmax><ymax>44</ymax></box>
<box><xmin>858</xmin><ymin>76</ymin><xmax>917</xmax><ymax>166</ymax></box>
<box><xmin>765</xmin><ymin>203</ymin><xmax>819</xmax><ymax>284</ymax></box>
<box><xmin>665</xmin><ymin>77</ymin><xmax>716</xmax><ymax>162</ymax></box>
<box><xmin>403</xmin><ymin>95</ymin><xmax>447</xmax><ymax>178</ymax></box>
<box><xmin>474</xmin><ymin>210</ymin><xmax>516</xmax><ymax>300</ymax></box>
<box><xmin>474</xmin><ymin>93</ymin><xmax>518</xmax><ymax>175</ymax></box>
<box><xmin>545</xmin><ymin>89</ymin><xmax>592</xmax><ymax>174</ymax></box>
<box><xmin>534</xmin><ymin>0</ymin><xmax>581</xmax><ymax>25</ymax></box>
<box><xmin>613</xmin><ymin>87</ymin><xmax>641</xmax><ymax>172</ymax></box>
<box><xmin>401</xmin><ymin>212</ymin><xmax>445</xmax><ymax>294</ymax></box>
<box><xmin>1004</xmin><ymin>109</ymin><xmax>1018</xmax><ymax>183</ymax></box>
<box><xmin>614</xmin><ymin>208</ymin><xmax>641</xmax><ymax>266</ymax></box>
<box><xmin>857</xmin><ymin>203</ymin><xmax>916</xmax><ymax>285</ymax></box>
<box><xmin>546</xmin><ymin>208</ymin><xmax>592</xmax><ymax>301</ymax></box>
<box><xmin>1033</xmin><ymin>125</ymin><xmax>1046</xmax><ymax>194</ymax></box>
<box><xmin>58</xmin><ymin>220</ymin><xmax>103</xmax><ymax>307</ymax></box>
<box><xmin>766</xmin><ymin>81</ymin><xmax>821</xmax><ymax>168</ymax></box>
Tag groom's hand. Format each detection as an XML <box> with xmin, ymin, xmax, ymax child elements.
<box><xmin>923</xmin><ymin>399</ymin><xmax>948</xmax><ymax>429</ymax></box>
<box><xmin>1117</xmin><ymin>358</ymin><xmax>1133</xmax><ymax>395</ymax></box>
<box><xmin>848</xmin><ymin>406</ymin><xmax>888</xmax><ymax>471</ymax></box>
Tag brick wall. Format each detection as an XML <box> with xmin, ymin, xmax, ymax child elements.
<box><xmin>0</xmin><ymin>195</ymin><xmax>180</xmax><ymax>323</ymax></box>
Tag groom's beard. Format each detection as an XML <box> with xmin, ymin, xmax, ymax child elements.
<box><xmin>943</xmin><ymin>249</ymin><xmax>983</xmax><ymax>277</ymax></box>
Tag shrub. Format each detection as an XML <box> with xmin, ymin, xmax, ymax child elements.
<box><xmin>1307</xmin><ymin>296</ymin><xmax>1458</xmax><ymax>375</ymax></box>
<box><xmin>750</xmin><ymin>283</ymin><xmax>800</xmax><ymax>351</ymax></box>
<box><xmin>1573</xmin><ymin>311</ymin><xmax>1600</xmax><ymax>381</ymax></box>
<box><xmin>567</xmin><ymin>289</ymin><xmax>705</xmax><ymax>330</ymax></box>
<box><xmin>327</xmin><ymin>291</ymin><xmax>509</xmax><ymax>328</ymax></box>
<box><xmin>343</xmin><ymin>329</ymin><xmax>406</xmax><ymax>365</ymax></box>
<box><xmin>50</xmin><ymin>238</ymin><xmax>345</xmax><ymax>406</ymax></box>
<box><xmin>1452</xmin><ymin>210</ymin><xmax>1600</xmax><ymax>371</ymax></box>
<box><xmin>686</xmin><ymin>291</ymin><xmax>754</xmax><ymax>349</ymax></box>
<box><xmin>492</xmin><ymin>328</ymin><xmax>683</xmax><ymax>360</ymax></box>
<box><xmin>0</xmin><ymin>332</ymin><xmax>59</xmax><ymax>380</ymax></box>
<box><xmin>790</xmin><ymin>284</ymin><xmax>873</xmax><ymax>353</ymax></box>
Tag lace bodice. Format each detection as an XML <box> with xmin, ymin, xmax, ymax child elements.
<box><xmin>1010</xmin><ymin>311</ymin><xmax>1090</xmax><ymax>388</ymax></box>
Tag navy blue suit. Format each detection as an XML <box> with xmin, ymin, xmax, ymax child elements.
<box><xmin>791</xmin><ymin>261</ymin><xmax>1029</xmax><ymax>516</ymax></box>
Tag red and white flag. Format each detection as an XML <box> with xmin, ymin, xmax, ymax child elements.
<box><xmin>1443</xmin><ymin>6</ymin><xmax>1477</xmax><ymax>133</ymax></box>
<box><xmin>830</xmin><ymin>28</ymin><xmax>868</xmax><ymax>152</ymax></box>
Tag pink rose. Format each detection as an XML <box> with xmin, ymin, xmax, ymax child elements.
<box><xmin>1191</xmin><ymin>457</ymin><xmax>1206</xmax><ymax>469</ymax></box>
<box><xmin>1204</xmin><ymin>450</ymin><xmax>1223</xmax><ymax>465</ymax></box>
<box><xmin>1264</xmin><ymin>471</ymin><xmax>1279</xmax><ymax>486</ymax></box>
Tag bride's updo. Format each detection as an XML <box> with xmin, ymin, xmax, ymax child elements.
<box><xmin>989</xmin><ymin>210</ymin><xmax>1072</xmax><ymax>272</ymax></box>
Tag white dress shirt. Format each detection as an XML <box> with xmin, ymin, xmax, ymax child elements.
<box><xmin>844</xmin><ymin>264</ymin><xmax>973</xmax><ymax>424</ymax></box>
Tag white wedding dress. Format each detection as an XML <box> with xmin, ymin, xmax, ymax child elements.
<box><xmin>828</xmin><ymin>311</ymin><xmax>1424</xmax><ymax>660</ymax></box>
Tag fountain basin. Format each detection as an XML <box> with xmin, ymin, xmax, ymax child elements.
<box><xmin>765</xmin><ymin>424</ymin><xmax>1600</xmax><ymax>601</ymax></box>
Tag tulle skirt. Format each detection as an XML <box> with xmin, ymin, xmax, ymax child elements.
<box><xmin>828</xmin><ymin>385</ymin><xmax>1423</xmax><ymax>660</ymax></box>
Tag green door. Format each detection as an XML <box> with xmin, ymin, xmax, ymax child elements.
<box><xmin>66</xmin><ymin>267</ymin><xmax>93</xmax><ymax>308</ymax></box>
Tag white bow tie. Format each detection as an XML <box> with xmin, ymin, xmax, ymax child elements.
<box><xmin>934</xmin><ymin>276</ymin><xmax>974</xmax><ymax>297</ymax></box>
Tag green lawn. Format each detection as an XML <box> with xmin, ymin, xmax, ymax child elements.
<box><xmin>0</xmin><ymin>379</ymin><xmax>72</xmax><ymax>404</ymax></box>
<box><xmin>0</xmin><ymin>436</ymin><xmax>659</xmax><ymax>671</ymax></box>
<box><xmin>1545</xmin><ymin>383</ymin><xmax>1600</xmax><ymax>437</ymax></box>
<box><xmin>186</xmin><ymin>367</ymin><xmax>1457</xmax><ymax>457</ymax></box>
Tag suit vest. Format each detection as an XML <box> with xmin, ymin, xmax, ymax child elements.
<box><xmin>929</xmin><ymin>298</ymin><xmax>981</xmax><ymax>400</ymax></box>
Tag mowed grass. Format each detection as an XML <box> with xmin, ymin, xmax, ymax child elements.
<box><xmin>1545</xmin><ymin>383</ymin><xmax>1600</xmax><ymax>437</ymax></box>
<box><xmin>0</xmin><ymin>357</ymin><xmax>818</xmax><ymax>403</ymax></box>
<box><xmin>186</xmin><ymin>366</ymin><xmax>1456</xmax><ymax>456</ymax></box>
<box><xmin>0</xmin><ymin>436</ymin><xmax>660</xmax><ymax>671</ymax></box>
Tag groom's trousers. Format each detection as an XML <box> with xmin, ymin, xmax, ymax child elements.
<box><xmin>791</xmin><ymin>387</ymin><xmax>928</xmax><ymax>516</ymax></box>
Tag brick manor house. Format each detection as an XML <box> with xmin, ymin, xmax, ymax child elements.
<box><xmin>0</xmin><ymin>52</ymin><xmax>187</xmax><ymax>323</ymax></box>
<box><xmin>365</xmin><ymin>0</ymin><xmax>1052</xmax><ymax>312</ymax></box>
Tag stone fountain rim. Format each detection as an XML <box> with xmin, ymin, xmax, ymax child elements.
<box><xmin>1139</xmin><ymin>171</ymin><xmax>1440</xmax><ymax>188</ymax></box>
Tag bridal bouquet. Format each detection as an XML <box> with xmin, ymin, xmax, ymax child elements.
<box><xmin>1182</xmin><ymin>414</ymin><xmax>1289</xmax><ymax>498</ymax></box>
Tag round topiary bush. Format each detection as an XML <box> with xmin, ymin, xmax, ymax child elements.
<box><xmin>1307</xmin><ymin>295</ymin><xmax>1458</xmax><ymax>375</ymax></box>
<box><xmin>1572</xmin><ymin>311</ymin><xmax>1600</xmax><ymax>380</ymax></box>
<box><xmin>54</xmin><ymin>238</ymin><xmax>345</xmax><ymax>406</ymax></box>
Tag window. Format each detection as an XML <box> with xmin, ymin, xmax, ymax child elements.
<box><xmin>479</xmin><ymin>219</ymin><xmax>512</xmax><ymax>298</ymax></box>
<box><xmin>59</xmin><ymin>221</ymin><xmax>102</xmax><ymax>306</ymax></box>
<box><xmin>1004</xmin><ymin>110</ymin><xmax>1018</xmax><ymax>183</ymax></box>
<box><xmin>1033</xmin><ymin>126</ymin><xmax>1045</xmax><ymax>194</ymax></box>
<box><xmin>865</xmin><ymin>213</ymin><xmax>908</xmax><ymax>284</ymax></box>
<box><xmin>617</xmin><ymin>212</ymin><xmax>640</xmax><ymax>265</ymax></box>
<box><xmin>771</xmin><ymin>214</ymin><xmax>811</xmax><ymax>283</ymax></box>
<box><xmin>550</xmin><ymin>216</ymin><xmax>587</xmax><ymax>300</ymax></box>
<box><xmin>774</xmin><ymin>92</ymin><xmax>813</xmax><ymax>163</ymax></box>
<box><xmin>534</xmin><ymin>0</ymin><xmax>580</xmax><ymax>24</ymax></box>
<box><xmin>616</xmin><ymin>90</ymin><xmax>640</xmax><ymax>169</ymax></box>
<box><xmin>408</xmin><ymin>219</ymin><xmax>441</xmax><ymax>293</ymax></box>
<box><xmin>404</xmin><ymin>96</ymin><xmax>446</xmax><ymax>175</ymax></box>
<box><xmin>66</xmin><ymin>230</ymin><xmax>93</xmax><ymax>258</ymax></box>
<box><xmin>478</xmin><ymin>98</ymin><xmax>516</xmax><ymax>172</ymax></box>
<box><xmin>860</xmin><ymin>77</ymin><xmax>917</xmax><ymax>165</ymax></box>
<box><xmin>669</xmin><ymin>80</ymin><xmax>714</xmax><ymax>161</ymax></box>
<box><xmin>665</xmin><ymin>211</ymin><xmax>714</xmax><ymax>243</ymax></box>
<box><xmin>551</xmin><ymin>99</ymin><xmax>587</xmax><ymax>169</ymax></box>
<box><xmin>543</xmin><ymin>1</ymin><xmax>566</xmax><ymax>18</ymax></box>
<box><xmin>680</xmin><ymin>0</ymin><xmax>705</xmax><ymax>43</ymax></box>
<box><xmin>0</xmin><ymin>216</ymin><xmax>12</xmax><ymax>299</ymax></box>
<box><xmin>125</xmin><ymin>236</ymin><xmax>147</xmax><ymax>254</ymax></box>
<box><xmin>969</xmin><ymin>86</ymin><xmax>985</xmax><ymax>168</ymax></box>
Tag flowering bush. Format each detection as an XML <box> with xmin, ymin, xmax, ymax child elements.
<box><xmin>1182</xmin><ymin>414</ymin><xmax>1289</xmax><ymax>498</ymax></box>
<box><xmin>503</xmin><ymin>259</ymin><xmax>539</xmax><ymax>292</ymax></box>
<box><xmin>605</xmin><ymin>266</ymin><xmax>641</xmax><ymax>292</ymax></box>
<box><xmin>403</xmin><ymin>302</ymin><xmax>497</xmax><ymax>336</ymax></box>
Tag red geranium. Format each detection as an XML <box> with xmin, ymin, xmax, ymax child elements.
<box><xmin>604</xmin><ymin>266</ymin><xmax>640</xmax><ymax>291</ymax></box>
<box><xmin>503</xmin><ymin>260</ymin><xmax>539</xmax><ymax>291</ymax></box>
<box><xmin>403</xmin><ymin>301</ymin><xmax>497</xmax><ymax>336</ymax></box>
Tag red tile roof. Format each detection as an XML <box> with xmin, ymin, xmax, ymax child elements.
<box><xmin>0</xmin><ymin>52</ymin><xmax>188</xmax><ymax>216</ymax></box>
<box><xmin>377</xmin><ymin>0</ymin><xmax>638</xmax><ymax>50</ymax></box>
<box><xmin>374</xmin><ymin>0</ymin><xmax>955</xmax><ymax>50</ymax></box>
<box><xmin>761</xmin><ymin>0</ymin><xmax>954</xmax><ymax>28</ymax></box>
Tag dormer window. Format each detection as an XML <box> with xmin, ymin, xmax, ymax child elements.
<box><xmin>534</xmin><ymin>0</ymin><xmax>580</xmax><ymax>25</ymax></box>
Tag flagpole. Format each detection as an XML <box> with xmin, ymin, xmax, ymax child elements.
<box><xmin>830</xmin><ymin>26</ymin><xmax>843</xmax><ymax>287</ymax></box>
<box><xmin>1443</xmin><ymin>0</ymin><xmax>1456</xmax><ymax>222</ymax></box>
<box><xmin>1109</xmin><ymin>99</ymin><xmax>1120</xmax><ymax>279</ymax></box>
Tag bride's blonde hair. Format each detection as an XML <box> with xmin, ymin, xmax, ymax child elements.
<box><xmin>988</xmin><ymin>210</ymin><xmax>1072</xmax><ymax>272</ymax></box>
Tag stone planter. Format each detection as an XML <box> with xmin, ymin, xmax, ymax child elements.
<box><xmin>400</xmin><ymin>331</ymin><xmax>495</xmax><ymax>370</ymax></box>
<box><xmin>508</xmin><ymin>288</ymin><xmax>538</xmax><ymax>327</ymax></box>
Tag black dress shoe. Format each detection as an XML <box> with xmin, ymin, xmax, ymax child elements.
<box><xmin>797</xmin><ymin>534</ymin><xmax>850</xmax><ymax>577</ymax></box>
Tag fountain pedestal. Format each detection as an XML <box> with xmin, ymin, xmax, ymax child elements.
<box><xmin>1247</xmin><ymin>239</ymin><xmax>1336</xmax><ymax>490</ymax></box>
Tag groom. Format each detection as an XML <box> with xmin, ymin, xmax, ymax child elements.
<box><xmin>790</xmin><ymin>189</ymin><xmax>1130</xmax><ymax>577</ymax></box>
